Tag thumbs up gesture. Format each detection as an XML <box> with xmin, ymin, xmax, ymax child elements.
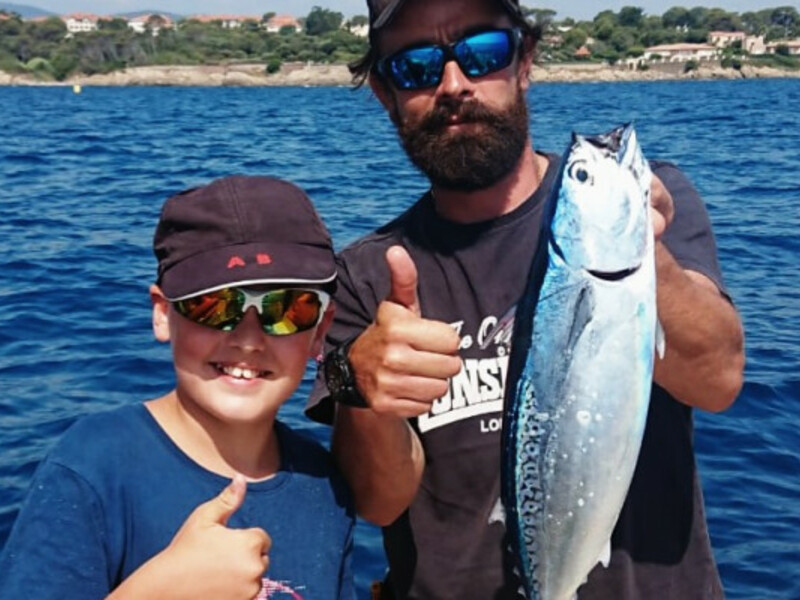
<box><xmin>108</xmin><ymin>474</ymin><xmax>270</xmax><ymax>600</ymax></box>
<box><xmin>347</xmin><ymin>246</ymin><xmax>462</xmax><ymax>418</ymax></box>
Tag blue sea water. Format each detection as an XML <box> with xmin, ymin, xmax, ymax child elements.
<box><xmin>1</xmin><ymin>78</ymin><xmax>798</xmax><ymax>598</ymax></box>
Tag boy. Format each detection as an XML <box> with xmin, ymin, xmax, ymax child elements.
<box><xmin>0</xmin><ymin>175</ymin><xmax>355</xmax><ymax>599</ymax></box>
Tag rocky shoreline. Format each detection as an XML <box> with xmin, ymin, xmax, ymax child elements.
<box><xmin>1</xmin><ymin>60</ymin><xmax>798</xmax><ymax>87</ymax></box>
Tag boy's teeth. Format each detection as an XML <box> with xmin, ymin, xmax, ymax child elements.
<box><xmin>220</xmin><ymin>365</ymin><xmax>261</xmax><ymax>379</ymax></box>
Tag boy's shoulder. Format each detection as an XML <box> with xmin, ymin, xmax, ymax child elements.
<box><xmin>275</xmin><ymin>421</ymin><xmax>352</xmax><ymax>504</ymax></box>
<box><xmin>47</xmin><ymin>403</ymin><xmax>156</xmax><ymax>473</ymax></box>
<box><xmin>275</xmin><ymin>420</ymin><xmax>333</xmax><ymax>469</ymax></box>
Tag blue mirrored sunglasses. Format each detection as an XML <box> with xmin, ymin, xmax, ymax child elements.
<box><xmin>376</xmin><ymin>28</ymin><xmax>523</xmax><ymax>91</ymax></box>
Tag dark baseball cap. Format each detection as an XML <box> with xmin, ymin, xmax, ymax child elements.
<box><xmin>368</xmin><ymin>0</ymin><xmax>524</xmax><ymax>30</ymax></box>
<box><xmin>154</xmin><ymin>175</ymin><xmax>336</xmax><ymax>300</ymax></box>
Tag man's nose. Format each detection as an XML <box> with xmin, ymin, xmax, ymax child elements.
<box><xmin>437</xmin><ymin>59</ymin><xmax>474</xmax><ymax>99</ymax></box>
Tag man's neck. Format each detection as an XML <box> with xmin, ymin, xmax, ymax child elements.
<box><xmin>431</xmin><ymin>145</ymin><xmax>547</xmax><ymax>224</ymax></box>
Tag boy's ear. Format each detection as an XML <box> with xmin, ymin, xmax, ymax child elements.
<box><xmin>310</xmin><ymin>304</ymin><xmax>335</xmax><ymax>359</ymax></box>
<box><xmin>150</xmin><ymin>284</ymin><xmax>171</xmax><ymax>343</ymax></box>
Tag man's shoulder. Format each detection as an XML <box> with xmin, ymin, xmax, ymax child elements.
<box><xmin>338</xmin><ymin>195</ymin><xmax>427</xmax><ymax>261</ymax></box>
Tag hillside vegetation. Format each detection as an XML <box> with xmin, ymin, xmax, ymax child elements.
<box><xmin>0</xmin><ymin>5</ymin><xmax>798</xmax><ymax>81</ymax></box>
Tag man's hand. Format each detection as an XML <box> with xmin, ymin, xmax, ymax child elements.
<box><xmin>348</xmin><ymin>245</ymin><xmax>462</xmax><ymax>418</ymax></box>
<box><xmin>109</xmin><ymin>474</ymin><xmax>270</xmax><ymax>600</ymax></box>
<box><xmin>651</xmin><ymin>174</ymin><xmax>675</xmax><ymax>239</ymax></box>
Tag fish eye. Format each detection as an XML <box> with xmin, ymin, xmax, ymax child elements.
<box><xmin>567</xmin><ymin>160</ymin><xmax>593</xmax><ymax>185</ymax></box>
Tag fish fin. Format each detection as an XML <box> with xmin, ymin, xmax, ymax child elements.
<box><xmin>487</xmin><ymin>497</ymin><xmax>506</xmax><ymax>526</ymax></box>
<box><xmin>480</xmin><ymin>303</ymin><xmax>516</xmax><ymax>350</ymax></box>
<box><xmin>568</xmin><ymin>283</ymin><xmax>595</xmax><ymax>350</ymax></box>
<box><xmin>599</xmin><ymin>539</ymin><xmax>612</xmax><ymax>568</ymax></box>
<box><xmin>656</xmin><ymin>318</ymin><xmax>666</xmax><ymax>360</ymax></box>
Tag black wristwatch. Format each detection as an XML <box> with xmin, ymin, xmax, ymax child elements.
<box><xmin>323</xmin><ymin>337</ymin><xmax>368</xmax><ymax>408</ymax></box>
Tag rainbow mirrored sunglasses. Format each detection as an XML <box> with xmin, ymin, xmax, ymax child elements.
<box><xmin>376</xmin><ymin>28</ymin><xmax>523</xmax><ymax>91</ymax></box>
<box><xmin>172</xmin><ymin>287</ymin><xmax>330</xmax><ymax>336</ymax></box>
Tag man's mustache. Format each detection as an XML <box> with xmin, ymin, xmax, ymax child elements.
<box><xmin>420</xmin><ymin>101</ymin><xmax>500</xmax><ymax>133</ymax></box>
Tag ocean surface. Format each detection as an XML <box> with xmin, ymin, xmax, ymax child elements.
<box><xmin>1</xmin><ymin>78</ymin><xmax>798</xmax><ymax>598</ymax></box>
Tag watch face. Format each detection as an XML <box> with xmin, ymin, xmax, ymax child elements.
<box><xmin>326</xmin><ymin>353</ymin><xmax>348</xmax><ymax>394</ymax></box>
<box><xmin>327</xmin><ymin>363</ymin><xmax>343</xmax><ymax>393</ymax></box>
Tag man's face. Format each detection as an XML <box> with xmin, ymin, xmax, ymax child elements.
<box><xmin>371</xmin><ymin>0</ymin><xmax>533</xmax><ymax>191</ymax></box>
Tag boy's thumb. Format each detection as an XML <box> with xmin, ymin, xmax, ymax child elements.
<box><xmin>194</xmin><ymin>473</ymin><xmax>247</xmax><ymax>527</ymax></box>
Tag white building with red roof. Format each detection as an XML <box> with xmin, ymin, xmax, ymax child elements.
<box><xmin>264</xmin><ymin>15</ymin><xmax>301</xmax><ymax>33</ymax></box>
<box><xmin>643</xmin><ymin>43</ymin><xmax>719</xmax><ymax>62</ymax></box>
<box><xmin>188</xmin><ymin>14</ymin><xmax>259</xmax><ymax>29</ymax></box>
<box><xmin>127</xmin><ymin>13</ymin><xmax>173</xmax><ymax>34</ymax></box>
<box><xmin>62</xmin><ymin>13</ymin><xmax>101</xmax><ymax>33</ymax></box>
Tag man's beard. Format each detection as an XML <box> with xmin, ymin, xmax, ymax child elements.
<box><xmin>395</xmin><ymin>88</ymin><xmax>529</xmax><ymax>191</ymax></box>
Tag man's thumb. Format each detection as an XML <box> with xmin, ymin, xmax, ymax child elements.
<box><xmin>196</xmin><ymin>472</ymin><xmax>247</xmax><ymax>527</ymax></box>
<box><xmin>385</xmin><ymin>245</ymin><xmax>420</xmax><ymax>316</ymax></box>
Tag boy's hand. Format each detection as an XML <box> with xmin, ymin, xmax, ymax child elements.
<box><xmin>168</xmin><ymin>473</ymin><xmax>270</xmax><ymax>598</ymax></box>
<box><xmin>108</xmin><ymin>474</ymin><xmax>270</xmax><ymax>600</ymax></box>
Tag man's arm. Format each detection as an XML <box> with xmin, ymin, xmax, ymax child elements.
<box><xmin>331</xmin><ymin>246</ymin><xmax>461</xmax><ymax>526</ymax></box>
<box><xmin>650</xmin><ymin>172</ymin><xmax>745</xmax><ymax>412</ymax></box>
<box><xmin>653</xmin><ymin>245</ymin><xmax>745</xmax><ymax>412</ymax></box>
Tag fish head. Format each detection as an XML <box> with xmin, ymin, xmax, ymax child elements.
<box><xmin>549</xmin><ymin>123</ymin><xmax>652</xmax><ymax>280</ymax></box>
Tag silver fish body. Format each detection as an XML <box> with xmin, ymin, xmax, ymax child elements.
<box><xmin>502</xmin><ymin>123</ymin><xmax>657</xmax><ymax>600</ymax></box>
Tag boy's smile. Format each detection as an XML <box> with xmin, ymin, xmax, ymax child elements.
<box><xmin>151</xmin><ymin>288</ymin><xmax>330</xmax><ymax>429</ymax></box>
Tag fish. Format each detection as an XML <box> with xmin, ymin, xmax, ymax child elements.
<box><xmin>501</xmin><ymin>123</ymin><xmax>660</xmax><ymax>600</ymax></box>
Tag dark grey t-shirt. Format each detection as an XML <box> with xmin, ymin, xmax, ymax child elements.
<box><xmin>308</xmin><ymin>153</ymin><xmax>727</xmax><ymax>600</ymax></box>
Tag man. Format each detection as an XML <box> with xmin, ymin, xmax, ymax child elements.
<box><xmin>308</xmin><ymin>0</ymin><xmax>745</xmax><ymax>598</ymax></box>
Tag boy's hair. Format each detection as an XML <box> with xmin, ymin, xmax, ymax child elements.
<box><xmin>154</xmin><ymin>175</ymin><xmax>336</xmax><ymax>300</ymax></box>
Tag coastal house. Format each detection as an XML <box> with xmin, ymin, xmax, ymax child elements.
<box><xmin>643</xmin><ymin>43</ymin><xmax>718</xmax><ymax>63</ymax></box>
<box><xmin>709</xmin><ymin>31</ymin><xmax>745</xmax><ymax>48</ymax></box>
<box><xmin>264</xmin><ymin>15</ymin><xmax>301</xmax><ymax>34</ymax></box>
<box><xmin>347</xmin><ymin>22</ymin><xmax>369</xmax><ymax>37</ymax></box>
<box><xmin>62</xmin><ymin>13</ymin><xmax>101</xmax><ymax>33</ymax></box>
<box><xmin>127</xmin><ymin>13</ymin><xmax>173</xmax><ymax>35</ymax></box>
<box><xmin>767</xmin><ymin>39</ymin><xmax>800</xmax><ymax>55</ymax></box>
<box><xmin>744</xmin><ymin>35</ymin><xmax>767</xmax><ymax>55</ymax></box>
<box><xmin>574</xmin><ymin>46</ymin><xmax>591</xmax><ymax>59</ymax></box>
<box><xmin>187</xmin><ymin>15</ymin><xmax>259</xmax><ymax>29</ymax></box>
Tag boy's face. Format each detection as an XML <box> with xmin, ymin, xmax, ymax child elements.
<box><xmin>150</xmin><ymin>285</ymin><xmax>332</xmax><ymax>427</ymax></box>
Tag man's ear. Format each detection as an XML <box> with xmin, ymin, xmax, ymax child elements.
<box><xmin>369</xmin><ymin>71</ymin><xmax>397</xmax><ymax>115</ymax></box>
<box><xmin>517</xmin><ymin>35</ymin><xmax>536</xmax><ymax>92</ymax></box>
<box><xmin>310</xmin><ymin>304</ymin><xmax>335</xmax><ymax>359</ymax></box>
<box><xmin>150</xmin><ymin>284</ymin><xmax>171</xmax><ymax>343</ymax></box>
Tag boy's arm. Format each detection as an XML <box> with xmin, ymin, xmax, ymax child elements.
<box><xmin>108</xmin><ymin>475</ymin><xmax>270</xmax><ymax>600</ymax></box>
<box><xmin>0</xmin><ymin>461</ymin><xmax>112</xmax><ymax>598</ymax></box>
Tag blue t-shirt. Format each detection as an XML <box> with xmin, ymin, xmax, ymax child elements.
<box><xmin>0</xmin><ymin>403</ymin><xmax>355</xmax><ymax>599</ymax></box>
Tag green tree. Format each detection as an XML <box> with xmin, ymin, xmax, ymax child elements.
<box><xmin>706</xmin><ymin>9</ymin><xmax>741</xmax><ymax>31</ymax></box>
<box><xmin>662</xmin><ymin>7</ymin><xmax>691</xmax><ymax>29</ymax></box>
<box><xmin>562</xmin><ymin>27</ymin><xmax>588</xmax><ymax>49</ymax></box>
<box><xmin>305</xmin><ymin>6</ymin><xmax>343</xmax><ymax>36</ymax></box>
<box><xmin>525</xmin><ymin>8</ymin><xmax>557</xmax><ymax>29</ymax></box>
<box><xmin>618</xmin><ymin>6</ymin><xmax>645</xmax><ymax>28</ymax></box>
<box><xmin>687</xmin><ymin>7</ymin><xmax>709</xmax><ymax>29</ymax></box>
<box><xmin>97</xmin><ymin>17</ymin><xmax>129</xmax><ymax>32</ymax></box>
<box><xmin>348</xmin><ymin>15</ymin><xmax>368</xmax><ymax>28</ymax></box>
